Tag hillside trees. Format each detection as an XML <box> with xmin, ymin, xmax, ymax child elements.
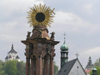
<box><xmin>4</xmin><ymin>60</ymin><xmax>18</xmax><ymax>75</ymax></box>
<box><xmin>0</xmin><ymin>60</ymin><xmax>7</xmax><ymax>75</ymax></box>
<box><xmin>16</xmin><ymin>61</ymin><xmax>25</xmax><ymax>75</ymax></box>
<box><xmin>0</xmin><ymin>63</ymin><xmax>7</xmax><ymax>75</ymax></box>
<box><xmin>0</xmin><ymin>60</ymin><xmax>58</xmax><ymax>75</ymax></box>
<box><xmin>90</xmin><ymin>58</ymin><xmax>100</xmax><ymax>75</ymax></box>
<box><xmin>54</xmin><ymin>61</ymin><xmax>59</xmax><ymax>75</ymax></box>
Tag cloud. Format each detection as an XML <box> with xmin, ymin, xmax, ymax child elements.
<box><xmin>82</xmin><ymin>3</ymin><xmax>93</xmax><ymax>15</ymax></box>
<box><xmin>81</xmin><ymin>47</ymin><xmax>100</xmax><ymax>56</ymax></box>
<box><xmin>0</xmin><ymin>0</ymin><xmax>44</xmax><ymax>18</ymax></box>
<box><xmin>0</xmin><ymin>0</ymin><xmax>100</xmax><ymax>69</ymax></box>
<box><xmin>54</xmin><ymin>11</ymin><xmax>83</xmax><ymax>25</ymax></box>
<box><xmin>50</xmin><ymin>11</ymin><xmax>95</xmax><ymax>34</ymax></box>
<box><xmin>0</xmin><ymin>0</ymin><xmax>44</xmax><ymax>42</ymax></box>
<box><xmin>78</xmin><ymin>47</ymin><xmax>100</xmax><ymax>67</ymax></box>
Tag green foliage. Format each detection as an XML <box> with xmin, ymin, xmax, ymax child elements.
<box><xmin>0</xmin><ymin>60</ymin><xmax>7</xmax><ymax>75</ymax></box>
<box><xmin>89</xmin><ymin>70</ymin><xmax>92</xmax><ymax>75</ymax></box>
<box><xmin>0</xmin><ymin>60</ymin><xmax>58</xmax><ymax>75</ymax></box>
<box><xmin>90</xmin><ymin>67</ymin><xmax>100</xmax><ymax>75</ymax></box>
<box><xmin>90</xmin><ymin>58</ymin><xmax>100</xmax><ymax>75</ymax></box>
<box><xmin>4</xmin><ymin>60</ymin><xmax>18</xmax><ymax>75</ymax></box>
<box><xmin>54</xmin><ymin>61</ymin><xmax>59</xmax><ymax>75</ymax></box>
<box><xmin>16</xmin><ymin>61</ymin><xmax>25</xmax><ymax>75</ymax></box>
<box><xmin>0</xmin><ymin>63</ymin><xmax>7</xmax><ymax>75</ymax></box>
<box><xmin>4</xmin><ymin>60</ymin><xmax>26</xmax><ymax>75</ymax></box>
<box><xmin>95</xmin><ymin>59</ymin><xmax>100</xmax><ymax>67</ymax></box>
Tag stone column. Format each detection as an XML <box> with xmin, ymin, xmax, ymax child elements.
<box><xmin>26</xmin><ymin>57</ymin><xmax>30</xmax><ymax>75</ymax></box>
<box><xmin>31</xmin><ymin>57</ymin><xmax>36</xmax><ymax>75</ymax></box>
<box><xmin>49</xmin><ymin>57</ymin><xmax>54</xmax><ymax>75</ymax></box>
<box><xmin>44</xmin><ymin>55</ymin><xmax>49</xmax><ymax>75</ymax></box>
<box><xmin>36</xmin><ymin>55</ymin><xmax>43</xmax><ymax>75</ymax></box>
<box><xmin>31</xmin><ymin>57</ymin><xmax>34</xmax><ymax>75</ymax></box>
<box><xmin>33</xmin><ymin>57</ymin><xmax>36</xmax><ymax>75</ymax></box>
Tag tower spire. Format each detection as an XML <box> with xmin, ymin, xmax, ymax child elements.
<box><xmin>11</xmin><ymin>44</ymin><xmax>14</xmax><ymax>50</ymax></box>
<box><xmin>60</xmin><ymin>33</ymin><xmax>69</xmax><ymax>68</ymax></box>
<box><xmin>64</xmin><ymin>33</ymin><xmax>66</xmax><ymax>43</ymax></box>
<box><xmin>75</xmin><ymin>53</ymin><xmax>79</xmax><ymax>59</ymax></box>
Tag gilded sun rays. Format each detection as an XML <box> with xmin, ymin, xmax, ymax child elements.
<box><xmin>27</xmin><ymin>3</ymin><xmax>55</xmax><ymax>27</ymax></box>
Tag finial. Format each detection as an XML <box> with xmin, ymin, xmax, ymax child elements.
<box><xmin>99</xmin><ymin>57</ymin><xmax>100</xmax><ymax>63</ymax></box>
<box><xmin>27</xmin><ymin>4</ymin><xmax>55</xmax><ymax>27</ymax></box>
<box><xmin>11</xmin><ymin>44</ymin><xmax>14</xmax><ymax>50</ymax></box>
<box><xmin>89</xmin><ymin>56</ymin><xmax>91</xmax><ymax>60</ymax></box>
<box><xmin>75</xmin><ymin>53</ymin><xmax>79</xmax><ymax>58</ymax></box>
<box><xmin>64</xmin><ymin>33</ymin><xmax>66</xmax><ymax>43</ymax></box>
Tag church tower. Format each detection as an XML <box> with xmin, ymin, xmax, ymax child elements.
<box><xmin>21</xmin><ymin>4</ymin><xmax>59</xmax><ymax>75</ymax></box>
<box><xmin>5</xmin><ymin>44</ymin><xmax>20</xmax><ymax>62</ymax></box>
<box><xmin>85</xmin><ymin>56</ymin><xmax>94</xmax><ymax>70</ymax></box>
<box><xmin>60</xmin><ymin>34</ymin><xmax>68</xmax><ymax>68</ymax></box>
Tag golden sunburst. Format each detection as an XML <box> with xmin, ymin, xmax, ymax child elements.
<box><xmin>27</xmin><ymin>3</ymin><xmax>55</xmax><ymax>27</ymax></box>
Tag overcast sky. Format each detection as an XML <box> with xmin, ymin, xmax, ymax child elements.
<box><xmin>0</xmin><ymin>0</ymin><xmax>100</xmax><ymax>69</ymax></box>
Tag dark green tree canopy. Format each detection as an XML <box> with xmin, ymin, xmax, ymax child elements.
<box><xmin>0</xmin><ymin>60</ymin><xmax>58</xmax><ymax>75</ymax></box>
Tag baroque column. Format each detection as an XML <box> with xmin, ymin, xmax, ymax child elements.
<box><xmin>36</xmin><ymin>55</ymin><xmax>43</xmax><ymax>75</ymax></box>
<box><xmin>49</xmin><ymin>56</ymin><xmax>54</xmax><ymax>75</ymax></box>
<box><xmin>31</xmin><ymin>56</ymin><xmax>36</xmax><ymax>75</ymax></box>
<box><xmin>31</xmin><ymin>57</ymin><xmax>33</xmax><ymax>75</ymax></box>
<box><xmin>44</xmin><ymin>55</ymin><xmax>49</xmax><ymax>75</ymax></box>
<box><xmin>26</xmin><ymin>56</ymin><xmax>30</xmax><ymax>75</ymax></box>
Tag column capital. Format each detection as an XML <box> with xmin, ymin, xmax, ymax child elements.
<box><xmin>50</xmin><ymin>56</ymin><xmax>54</xmax><ymax>60</ymax></box>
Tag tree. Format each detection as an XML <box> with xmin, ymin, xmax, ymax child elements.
<box><xmin>16</xmin><ymin>61</ymin><xmax>25</xmax><ymax>75</ymax></box>
<box><xmin>90</xmin><ymin>58</ymin><xmax>100</xmax><ymax>75</ymax></box>
<box><xmin>95</xmin><ymin>59</ymin><xmax>100</xmax><ymax>67</ymax></box>
<box><xmin>4</xmin><ymin>60</ymin><xmax>18</xmax><ymax>75</ymax></box>
<box><xmin>0</xmin><ymin>60</ymin><xmax>58</xmax><ymax>75</ymax></box>
<box><xmin>54</xmin><ymin>61</ymin><xmax>59</xmax><ymax>75</ymax></box>
<box><xmin>0</xmin><ymin>63</ymin><xmax>7</xmax><ymax>75</ymax></box>
<box><xmin>90</xmin><ymin>67</ymin><xmax>100</xmax><ymax>75</ymax></box>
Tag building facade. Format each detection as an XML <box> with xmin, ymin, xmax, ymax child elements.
<box><xmin>85</xmin><ymin>57</ymin><xmax>94</xmax><ymax>75</ymax></box>
<box><xmin>57</xmin><ymin>59</ymin><xmax>87</xmax><ymax>75</ymax></box>
<box><xmin>57</xmin><ymin>37</ymin><xmax>86</xmax><ymax>75</ymax></box>
<box><xmin>5</xmin><ymin>44</ymin><xmax>20</xmax><ymax>62</ymax></box>
<box><xmin>60</xmin><ymin>35</ymin><xmax>69</xmax><ymax>68</ymax></box>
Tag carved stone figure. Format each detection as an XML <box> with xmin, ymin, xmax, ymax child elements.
<box><xmin>50</xmin><ymin>32</ymin><xmax>55</xmax><ymax>41</ymax></box>
<box><xmin>38</xmin><ymin>30</ymin><xmax>42</xmax><ymax>38</ymax></box>
<box><xmin>26</xmin><ymin>31</ymin><xmax>31</xmax><ymax>40</ymax></box>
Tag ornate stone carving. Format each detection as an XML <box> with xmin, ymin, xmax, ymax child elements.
<box><xmin>50</xmin><ymin>32</ymin><xmax>55</xmax><ymax>41</ymax></box>
<box><xmin>26</xmin><ymin>31</ymin><xmax>31</xmax><ymax>40</ymax></box>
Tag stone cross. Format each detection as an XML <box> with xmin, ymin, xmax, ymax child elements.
<box><xmin>64</xmin><ymin>33</ymin><xmax>66</xmax><ymax>40</ymax></box>
<box><xmin>75</xmin><ymin>53</ymin><xmax>79</xmax><ymax>58</ymax></box>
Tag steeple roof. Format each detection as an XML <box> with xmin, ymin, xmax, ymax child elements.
<box><xmin>57</xmin><ymin>58</ymin><xmax>87</xmax><ymax>75</ymax></box>
<box><xmin>8</xmin><ymin>44</ymin><xmax>17</xmax><ymax>54</ymax></box>
<box><xmin>60</xmin><ymin>34</ymin><xmax>68</xmax><ymax>50</ymax></box>
<box><xmin>85</xmin><ymin>56</ymin><xmax>94</xmax><ymax>69</ymax></box>
<box><xmin>16</xmin><ymin>55</ymin><xmax>20</xmax><ymax>59</ymax></box>
<box><xmin>60</xmin><ymin>41</ymin><xmax>68</xmax><ymax>50</ymax></box>
<box><xmin>5</xmin><ymin>56</ymin><xmax>8</xmax><ymax>59</ymax></box>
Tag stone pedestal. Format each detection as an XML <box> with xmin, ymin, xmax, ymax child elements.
<box><xmin>44</xmin><ymin>55</ymin><xmax>49</xmax><ymax>75</ymax></box>
<box><xmin>21</xmin><ymin>25</ymin><xmax>59</xmax><ymax>75</ymax></box>
<box><xmin>26</xmin><ymin>58</ymin><xmax>30</xmax><ymax>75</ymax></box>
<box><xmin>31</xmin><ymin>58</ymin><xmax>34</xmax><ymax>75</ymax></box>
<box><xmin>49</xmin><ymin>57</ymin><xmax>54</xmax><ymax>75</ymax></box>
<box><xmin>36</xmin><ymin>56</ymin><xmax>43</xmax><ymax>75</ymax></box>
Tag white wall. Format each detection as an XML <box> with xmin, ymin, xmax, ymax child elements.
<box><xmin>6</xmin><ymin>53</ymin><xmax>20</xmax><ymax>62</ymax></box>
<box><xmin>8</xmin><ymin>53</ymin><xmax>17</xmax><ymax>60</ymax></box>
<box><xmin>68</xmin><ymin>60</ymin><xmax>86</xmax><ymax>75</ymax></box>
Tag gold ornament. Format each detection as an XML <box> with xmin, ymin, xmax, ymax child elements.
<box><xmin>27</xmin><ymin>3</ymin><xmax>55</xmax><ymax>27</ymax></box>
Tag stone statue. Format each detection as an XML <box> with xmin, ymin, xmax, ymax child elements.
<box><xmin>38</xmin><ymin>30</ymin><xmax>42</xmax><ymax>38</ymax></box>
<box><xmin>50</xmin><ymin>32</ymin><xmax>55</xmax><ymax>41</ymax></box>
<box><xmin>26</xmin><ymin>31</ymin><xmax>31</xmax><ymax>40</ymax></box>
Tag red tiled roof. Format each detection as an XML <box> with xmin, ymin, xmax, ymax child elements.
<box><xmin>85</xmin><ymin>69</ymin><xmax>91</xmax><ymax>74</ymax></box>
